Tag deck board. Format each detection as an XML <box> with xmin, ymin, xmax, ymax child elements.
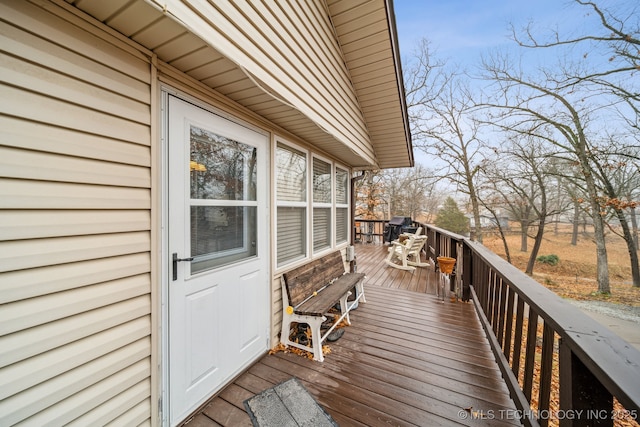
<box><xmin>184</xmin><ymin>243</ymin><xmax>520</xmax><ymax>426</ymax></box>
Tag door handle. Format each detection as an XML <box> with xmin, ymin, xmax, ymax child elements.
<box><xmin>172</xmin><ymin>253</ymin><xmax>194</xmax><ymax>281</ymax></box>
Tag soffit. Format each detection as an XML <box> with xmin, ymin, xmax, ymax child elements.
<box><xmin>327</xmin><ymin>0</ymin><xmax>413</xmax><ymax>169</ymax></box>
<box><xmin>63</xmin><ymin>0</ymin><xmax>412</xmax><ymax>169</ymax></box>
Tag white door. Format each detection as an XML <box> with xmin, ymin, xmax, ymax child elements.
<box><xmin>167</xmin><ymin>95</ymin><xmax>269</xmax><ymax>426</ymax></box>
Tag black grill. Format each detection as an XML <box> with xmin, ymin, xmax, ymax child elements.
<box><xmin>384</xmin><ymin>216</ymin><xmax>415</xmax><ymax>242</ymax></box>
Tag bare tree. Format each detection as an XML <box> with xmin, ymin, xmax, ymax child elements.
<box><xmin>354</xmin><ymin>171</ymin><xmax>386</xmax><ymax>220</ymax></box>
<box><xmin>588</xmin><ymin>140</ymin><xmax>640</xmax><ymax>286</ymax></box>
<box><xmin>512</xmin><ymin>0</ymin><xmax>639</xmax><ymax>115</ymax></box>
<box><xmin>380</xmin><ymin>165</ymin><xmax>438</xmax><ymax>220</ymax></box>
<box><xmin>481</xmin><ymin>53</ymin><xmax>613</xmax><ymax>294</ymax></box>
<box><xmin>558</xmin><ymin>169</ymin><xmax>591</xmax><ymax>246</ymax></box>
<box><xmin>481</xmin><ymin>135</ymin><xmax>567</xmax><ymax>275</ymax></box>
<box><xmin>509</xmin><ymin>0</ymin><xmax>640</xmax><ymax>288</ymax></box>
<box><xmin>476</xmin><ymin>186</ymin><xmax>513</xmax><ymax>264</ymax></box>
<box><xmin>404</xmin><ymin>40</ymin><xmax>488</xmax><ymax>242</ymax></box>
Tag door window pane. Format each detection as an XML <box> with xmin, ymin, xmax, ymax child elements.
<box><xmin>189</xmin><ymin>123</ymin><xmax>258</xmax><ymax>274</ymax></box>
<box><xmin>190</xmin><ymin>126</ymin><xmax>257</xmax><ymax>201</ymax></box>
<box><xmin>191</xmin><ymin>206</ymin><xmax>257</xmax><ymax>273</ymax></box>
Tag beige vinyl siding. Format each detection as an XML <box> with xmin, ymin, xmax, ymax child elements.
<box><xmin>271</xmin><ymin>275</ymin><xmax>285</xmax><ymax>345</ymax></box>
<box><xmin>150</xmin><ymin>0</ymin><xmax>377</xmax><ymax>165</ymax></box>
<box><xmin>0</xmin><ymin>1</ymin><xmax>153</xmax><ymax>425</ymax></box>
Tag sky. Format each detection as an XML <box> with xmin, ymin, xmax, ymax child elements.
<box><xmin>391</xmin><ymin>0</ymin><xmax>635</xmax><ymax>170</ymax></box>
<box><xmin>392</xmin><ymin>0</ymin><xmax>587</xmax><ymax>70</ymax></box>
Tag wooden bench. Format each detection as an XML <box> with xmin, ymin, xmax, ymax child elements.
<box><xmin>280</xmin><ymin>251</ymin><xmax>366</xmax><ymax>362</ymax></box>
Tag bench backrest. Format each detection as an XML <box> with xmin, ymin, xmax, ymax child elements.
<box><xmin>282</xmin><ymin>251</ymin><xmax>346</xmax><ymax>307</ymax></box>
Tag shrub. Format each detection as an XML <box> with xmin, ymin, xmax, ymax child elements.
<box><xmin>537</xmin><ymin>254</ymin><xmax>559</xmax><ymax>266</ymax></box>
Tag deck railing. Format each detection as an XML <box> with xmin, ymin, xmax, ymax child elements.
<box><xmin>353</xmin><ymin>219</ymin><xmax>388</xmax><ymax>244</ymax></box>
<box><xmin>355</xmin><ymin>219</ymin><xmax>640</xmax><ymax>427</ymax></box>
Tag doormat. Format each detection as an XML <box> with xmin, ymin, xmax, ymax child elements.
<box><xmin>243</xmin><ymin>377</ymin><xmax>337</xmax><ymax>426</ymax></box>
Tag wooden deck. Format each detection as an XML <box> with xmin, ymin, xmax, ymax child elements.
<box><xmin>184</xmin><ymin>243</ymin><xmax>520</xmax><ymax>426</ymax></box>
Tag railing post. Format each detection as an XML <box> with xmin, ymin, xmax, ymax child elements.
<box><xmin>503</xmin><ymin>288</ymin><xmax>515</xmax><ymax>361</ymax></box>
<box><xmin>512</xmin><ymin>297</ymin><xmax>525</xmax><ymax>378</ymax></box>
<box><xmin>538</xmin><ymin>323</ymin><xmax>555</xmax><ymax>427</ymax></box>
<box><xmin>462</xmin><ymin>244</ymin><xmax>471</xmax><ymax>301</ymax></box>
<box><xmin>524</xmin><ymin>310</ymin><xmax>539</xmax><ymax>402</ymax></box>
<box><xmin>558</xmin><ymin>338</ymin><xmax>613</xmax><ymax>427</ymax></box>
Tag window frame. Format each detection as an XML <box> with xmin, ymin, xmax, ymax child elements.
<box><xmin>311</xmin><ymin>154</ymin><xmax>333</xmax><ymax>255</ymax></box>
<box><xmin>274</xmin><ymin>140</ymin><xmax>308</xmax><ymax>268</ymax></box>
<box><xmin>274</xmin><ymin>138</ymin><xmax>351</xmax><ymax>271</ymax></box>
<box><xmin>334</xmin><ymin>165</ymin><xmax>350</xmax><ymax>246</ymax></box>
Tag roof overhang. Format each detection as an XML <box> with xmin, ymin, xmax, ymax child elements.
<box><xmin>328</xmin><ymin>0</ymin><xmax>413</xmax><ymax>169</ymax></box>
<box><xmin>63</xmin><ymin>0</ymin><xmax>413</xmax><ymax>170</ymax></box>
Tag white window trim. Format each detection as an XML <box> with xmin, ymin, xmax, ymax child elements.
<box><xmin>274</xmin><ymin>138</ymin><xmax>309</xmax><ymax>268</ymax></box>
<box><xmin>335</xmin><ymin>164</ymin><xmax>350</xmax><ymax>246</ymax></box>
<box><xmin>274</xmin><ymin>139</ymin><xmax>351</xmax><ymax>271</ymax></box>
<box><xmin>311</xmin><ymin>153</ymin><xmax>333</xmax><ymax>256</ymax></box>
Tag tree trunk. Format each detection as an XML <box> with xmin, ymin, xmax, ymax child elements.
<box><xmin>575</xmin><ymin>125</ymin><xmax>610</xmax><ymax>293</ymax></box>
<box><xmin>526</xmin><ymin>220</ymin><xmax>545</xmax><ymax>275</ymax></box>
<box><xmin>520</xmin><ymin>220</ymin><xmax>528</xmax><ymax>252</ymax></box>
<box><xmin>527</xmin><ymin>174</ymin><xmax>547</xmax><ymax>275</ymax></box>
<box><xmin>594</xmin><ymin>165</ymin><xmax>639</xmax><ymax>288</ymax></box>
<box><xmin>499</xmin><ymin>227</ymin><xmax>512</xmax><ymax>264</ymax></box>
<box><xmin>571</xmin><ymin>200</ymin><xmax>580</xmax><ymax>246</ymax></box>
<box><xmin>613</xmin><ymin>207</ymin><xmax>640</xmax><ymax>287</ymax></box>
<box><xmin>630</xmin><ymin>206</ymin><xmax>639</xmax><ymax>251</ymax></box>
<box><xmin>586</xmin><ymin>188</ymin><xmax>610</xmax><ymax>294</ymax></box>
<box><xmin>469</xmin><ymin>185</ymin><xmax>483</xmax><ymax>243</ymax></box>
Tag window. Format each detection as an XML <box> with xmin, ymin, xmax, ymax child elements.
<box><xmin>189</xmin><ymin>125</ymin><xmax>257</xmax><ymax>272</ymax></box>
<box><xmin>335</xmin><ymin>167</ymin><xmax>349</xmax><ymax>245</ymax></box>
<box><xmin>275</xmin><ymin>140</ymin><xmax>351</xmax><ymax>267</ymax></box>
<box><xmin>276</xmin><ymin>143</ymin><xmax>307</xmax><ymax>266</ymax></box>
<box><xmin>312</xmin><ymin>157</ymin><xmax>332</xmax><ymax>253</ymax></box>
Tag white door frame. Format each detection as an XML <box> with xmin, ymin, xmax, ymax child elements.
<box><xmin>159</xmin><ymin>87</ymin><xmax>271</xmax><ymax>426</ymax></box>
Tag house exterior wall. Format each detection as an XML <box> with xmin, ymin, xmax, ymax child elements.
<box><xmin>0</xmin><ymin>1</ymin><xmax>155</xmax><ymax>425</ymax></box>
<box><xmin>1</xmin><ymin>1</ymin><xmax>359</xmax><ymax>425</ymax></box>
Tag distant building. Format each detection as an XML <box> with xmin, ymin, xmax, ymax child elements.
<box><xmin>467</xmin><ymin>214</ymin><xmax>510</xmax><ymax>230</ymax></box>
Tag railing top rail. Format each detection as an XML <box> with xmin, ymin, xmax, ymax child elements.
<box><xmin>424</xmin><ymin>224</ymin><xmax>467</xmax><ymax>242</ymax></box>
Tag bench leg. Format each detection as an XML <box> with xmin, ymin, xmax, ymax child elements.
<box><xmin>280</xmin><ymin>311</ymin><xmax>327</xmax><ymax>362</ymax></box>
<box><xmin>339</xmin><ymin>293</ymin><xmax>351</xmax><ymax>326</ymax></box>
<box><xmin>356</xmin><ymin>280</ymin><xmax>366</xmax><ymax>303</ymax></box>
<box><xmin>308</xmin><ymin>316</ymin><xmax>326</xmax><ymax>362</ymax></box>
<box><xmin>280</xmin><ymin>310</ymin><xmax>294</xmax><ymax>349</ymax></box>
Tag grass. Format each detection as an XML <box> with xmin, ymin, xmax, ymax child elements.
<box><xmin>481</xmin><ymin>227</ymin><xmax>640</xmax><ymax>307</ymax></box>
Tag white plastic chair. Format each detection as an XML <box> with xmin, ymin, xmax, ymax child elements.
<box><xmin>385</xmin><ymin>235</ymin><xmax>429</xmax><ymax>271</ymax></box>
